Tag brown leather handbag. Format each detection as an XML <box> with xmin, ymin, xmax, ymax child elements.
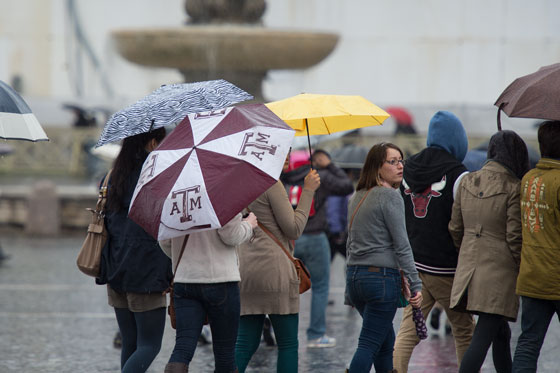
<box><xmin>76</xmin><ymin>169</ymin><xmax>112</xmax><ymax>277</ymax></box>
<box><xmin>258</xmin><ymin>222</ymin><xmax>311</xmax><ymax>294</ymax></box>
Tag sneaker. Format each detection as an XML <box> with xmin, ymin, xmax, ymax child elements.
<box><xmin>307</xmin><ymin>335</ymin><xmax>336</xmax><ymax>348</ymax></box>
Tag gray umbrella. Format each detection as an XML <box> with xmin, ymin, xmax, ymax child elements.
<box><xmin>331</xmin><ymin>144</ymin><xmax>369</xmax><ymax>169</ymax></box>
<box><xmin>0</xmin><ymin>80</ymin><xmax>49</xmax><ymax>142</ymax></box>
<box><xmin>95</xmin><ymin>79</ymin><xmax>253</xmax><ymax>147</ymax></box>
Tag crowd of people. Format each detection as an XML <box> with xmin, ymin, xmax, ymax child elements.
<box><xmin>95</xmin><ymin>111</ymin><xmax>560</xmax><ymax>373</ymax></box>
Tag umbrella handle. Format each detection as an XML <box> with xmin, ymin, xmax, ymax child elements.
<box><xmin>305</xmin><ymin>119</ymin><xmax>313</xmax><ymax>170</ymax></box>
<box><xmin>497</xmin><ymin>104</ymin><xmax>504</xmax><ymax>131</ymax></box>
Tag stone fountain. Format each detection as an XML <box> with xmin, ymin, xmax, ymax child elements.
<box><xmin>111</xmin><ymin>0</ymin><xmax>339</xmax><ymax>101</ymax></box>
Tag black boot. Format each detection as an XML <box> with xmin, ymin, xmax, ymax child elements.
<box><xmin>112</xmin><ymin>330</ymin><xmax>122</xmax><ymax>349</ymax></box>
<box><xmin>164</xmin><ymin>362</ymin><xmax>188</xmax><ymax>373</ymax></box>
<box><xmin>262</xmin><ymin>317</ymin><xmax>276</xmax><ymax>346</ymax></box>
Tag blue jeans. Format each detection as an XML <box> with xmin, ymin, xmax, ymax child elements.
<box><xmin>294</xmin><ymin>232</ymin><xmax>331</xmax><ymax>340</ymax></box>
<box><xmin>169</xmin><ymin>282</ymin><xmax>240</xmax><ymax>373</ymax></box>
<box><xmin>346</xmin><ymin>265</ymin><xmax>400</xmax><ymax>373</ymax></box>
<box><xmin>512</xmin><ymin>296</ymin><xmax>560</xmax><ymax>372</ymax></box>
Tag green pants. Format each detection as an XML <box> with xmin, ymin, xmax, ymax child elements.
<box><xmin>235</xmin><ymin>313</ymin><xmax>299</xmax><ymax>373</ymax></box>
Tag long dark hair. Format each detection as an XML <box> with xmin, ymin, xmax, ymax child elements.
<box><xmin>106</xmin><ymin>128</ymin><xmax>166</xmax><ymax>212</ymax></box>
<box><xmin>356</xmin><ymin>142</ymin><xmax>403</xmax><ymax>191</ymax></box>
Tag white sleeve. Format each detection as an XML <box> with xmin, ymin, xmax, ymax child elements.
<box><xmin>217</xmin><ymin>213</ymin><xmax>253</xmax><ymax>246</ymax></box>
<box><xmin>453</xmin><ymin>171</ymin><xmax>469</xmax><ymax>200</ymax></box>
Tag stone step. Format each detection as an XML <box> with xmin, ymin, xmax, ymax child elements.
<box><xmin>0</xmin><ymin>182</ymin><xmax>98</xmax><ymax>234</ymax></box>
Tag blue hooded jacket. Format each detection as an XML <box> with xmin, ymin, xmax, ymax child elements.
<box><xmin>426</xmin><ymin>111</ymin><xmax>468</xmax><ymax>162</ymax></box>
<box><xmin>400</xmin><ymin>111</ymin><xmax>468</xmax><ymax>275</ymax></box>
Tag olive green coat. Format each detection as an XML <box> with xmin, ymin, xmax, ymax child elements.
<box><xmin>516</xmin><ymin>158</ymin><xmax>560</xmax><ymax>300</ymax></box>
<box><xmin>238</xmin><ymin>181</ymin><xmax>314</xmax><ymax>315</ymax></box>
<box><xmin>449</xmin><ymin>161</ymin><xmax>522</xmax><ymax>321</ymax></box>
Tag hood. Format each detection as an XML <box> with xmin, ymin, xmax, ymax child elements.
<box><xmin>426</xmin><ymin>111</ymin><xmax>468</xmax><ymax>162</ymax></box>
<box><xmin>487</xmin><ymin>130</ymin><xmax>530</xmax><ymax>180</ymax></box>
<box><xmin>403</xmin><ymin>148</ymin><xmax>465</xmax><ymax>193</ymax></box>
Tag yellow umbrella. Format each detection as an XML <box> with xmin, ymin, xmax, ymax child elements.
<box><xmin>265</xmin><ymin>93</ymin><xmax>389</xmax><ymax>156</ymax></box>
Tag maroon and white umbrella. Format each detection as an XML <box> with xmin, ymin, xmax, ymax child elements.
<box><xmin>128</xmin><ymin>103</ymin><xmax>295</xmax><ymax>241</ymax></box>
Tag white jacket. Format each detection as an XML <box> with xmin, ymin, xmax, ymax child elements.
<box><xmin>161</xmin><ymin>213</ymin><xmax>253</xmax><ymax>283</ymax></box>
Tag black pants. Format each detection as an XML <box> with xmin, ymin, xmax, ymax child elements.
<box><xmin>459</xmin><ymin>312</ymin><xmax>512</xmax><ymax>373</ymax></box>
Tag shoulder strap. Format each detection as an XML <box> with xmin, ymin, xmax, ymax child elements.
<box><xmin>245</xmin><ymin>207</ymin><xmax>297</xmax><ymax>264</ymax></box>
<box><xmin>173</xmin><ymin>235</ymin><xmax>189</xmax><ymax>275</ymax></box>
<box><xmin>258</xmin><ymin>222</ymin><xmax>297</xmax><ymax>264</ymax></box>
<box><xmin>165</xmin><ymin>235</ymin><xmax>189</xmax><ymax>294</ymax></box>
<box><xmin>348</xmin><ymin>188</ymin><xmax>371</xmax><ymax>232</ymax></box>
<box><xmin>96</xmin><ymin>169</ymin><xmax>113</xmax><ymax>214</ymax></box>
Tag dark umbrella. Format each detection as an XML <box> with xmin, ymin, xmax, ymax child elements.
<box><xmin>96</xmin><ymin>79</ymin><xmax>252</xmax><ymax>147</ymax></box>
<box><xmin>0</xmin><ymin>80</ymin><xmax>49</xmax><ymax>142</ymax></box>
<box><xmin>412</xmin><ymin>299</ymin><xmax>428</xmax><ymax>340</ymax></box>
<box><xmin>494</xmin><ymin>62</ymin><xmax>560</xmax><ymax>130</ymax></box>
<box><xmin>330</xmin><ymin>144</ymin><xmax>369</xmax><ymax>169</ymax></box>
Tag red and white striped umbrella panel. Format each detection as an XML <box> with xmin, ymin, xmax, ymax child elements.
<box><xmin>128</xmin><ymin>103</ymin><xmax>295</xmax><ymax>240</ymax></box>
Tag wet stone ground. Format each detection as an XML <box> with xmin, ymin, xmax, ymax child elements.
<box><xmin>0</xmin><ymin>232</ymin><xmax>559</xmax><ymax>372</ymax></box>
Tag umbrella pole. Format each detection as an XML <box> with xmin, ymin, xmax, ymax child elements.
<box><xmin>497</xmin><ymin>104</ymin><xmax>503</xmax><ymax>131</ymax></box>
<box><xmin>305</xmin><ymin>119</ymin><xmax>313</xmax><ymax>170</ymax></box>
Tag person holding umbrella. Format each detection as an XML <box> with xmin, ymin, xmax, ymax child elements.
<box><xmin>345</xmin><ymin>142</ymin><xmax>422</xmax><ymax>372</ymax></box>
<box><xmin>95</xmin><ymin>128</ymin><xmax>172</xmax><ymax>373</ymax></box>
<box><xmin>161</xmin><ymin>210</ymin><xmax>257</xmax><ymax>373</ymax></box>
<box><xmin>448</xmin><ymin>130</ymin><xmax>529</xmax><ymax>373</ymax></box>
<box><xmin>281</xmin><ymin>149</ymin><xmax>354</xmax><ymax>348</ymax></box>
<box><xmin>235</xmin><ymin>152</ymin><xmax>321</xmax><ymax>372</ymax></box>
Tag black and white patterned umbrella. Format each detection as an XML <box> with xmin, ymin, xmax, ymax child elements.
<box><xmin>0</xmin><ymin>80</ymin><xmax>49</xmax><ymax>142</ymax></box>
<box><xmin>96</xmin><ymin>79</ymin><xmax>253</xmax><ymax>147</ymax></box>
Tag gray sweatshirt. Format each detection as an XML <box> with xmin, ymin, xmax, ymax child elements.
<box><xmin>347</xmin><ymin>186</ymin><xmax>421</xmax><ymax>293</ymax></box>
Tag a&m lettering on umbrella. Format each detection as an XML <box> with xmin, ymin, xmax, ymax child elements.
<box><xmin>138</xmin><ymin>154</ymin><xmax>158</xmax><ymax>186</ymax></box>
<box><xmin>239</xmin><ymin>132</ymin><xmax>277</xmax><ymax>161</ymax></box>
<box><xmin>193</xmin><ymin>108</ymin><xmax>227</xmax><ymax>119</ymax></box>
<box><xmin>170</xmin><ymin>185</ymin><xmax>202</xmax><ymax>223</ymax></box>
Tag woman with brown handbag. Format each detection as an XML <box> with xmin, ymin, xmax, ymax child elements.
<box><xmin>235</xmin><ymin>151</ymin><xmax>320</xmax><ymax>372</ymax></box>
<box><xmin>96</xmin><ymin>128</ymin><xmax>172</xmax><ymax>373</ymax></box>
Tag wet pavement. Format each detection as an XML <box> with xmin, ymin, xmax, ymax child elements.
<box><xmin>1</xmin><ymin>231</ymin><xmax>559</xmax><ymax>372</ymax></box>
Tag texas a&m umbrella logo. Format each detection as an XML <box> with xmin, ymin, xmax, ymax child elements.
<box><xmin>128</xmin><ymin>104</ymin><xmax>296</xmax><ymax>241</ymax></box>
<box><xmin>239</xmin><ymin>132</ymin><xmax>277</xmax><ymax>161</ymax></box>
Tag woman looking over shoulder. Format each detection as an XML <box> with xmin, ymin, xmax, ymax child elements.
<box><xmin>235</xmin><ymin>151</ymin><xmax>321</xmax><ymax>373</ymax></box>
<box><xmin>345</xmin><ymin>142</ymin><xmax>422</xmax><ymax>373</ymax></box>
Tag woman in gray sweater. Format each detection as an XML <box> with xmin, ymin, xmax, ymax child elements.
<box><xmin>345</xmin><ymin>142</ymin><xmax>422</xmax><ymax>373</ymax></box>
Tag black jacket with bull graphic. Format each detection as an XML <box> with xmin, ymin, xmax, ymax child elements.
<box><xmin>400</xmin><ymin>147</ymin><xmax>467</xmax><ymax>275</ymax></box>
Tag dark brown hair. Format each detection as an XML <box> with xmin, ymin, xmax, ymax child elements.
<box><xmin>537</xmin><ymin>121</ymin><xmax>560</xmax><ymax>159</ymax></box>
<box><xmin>356</xmin><ymin>142</ymin><xmax>403</xmax><ymax>191</ymax></box>
<box><xmin>106</xmin><ymin>128</ymin><xmax>166</xmax><ymax>212</ymax></box>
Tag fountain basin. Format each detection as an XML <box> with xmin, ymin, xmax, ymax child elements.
<box><xmin>111</xmin><ymin>25</ymin><xmax>339</xmax><ymax>72</ymax></box>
